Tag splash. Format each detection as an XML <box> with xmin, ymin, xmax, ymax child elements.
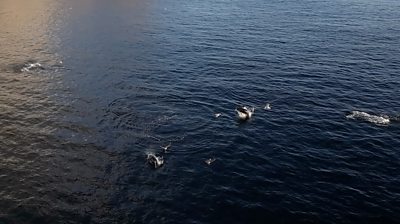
<box><xmin>346</xmin><ymin>111</ymin><xmax>390</xmax><ymax>125</ymax></box>
<box><xmin>21</xmin><ymin>62</ymin><xmax>43</xmax><ymax>72</ymax></box>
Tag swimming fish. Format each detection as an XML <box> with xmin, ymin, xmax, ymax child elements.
<box><xmin>235</xmin><ymin>106</ymin><xmax>254</xmax><ymax>120</ymax></box>
<box><xmin>147</xmin><ymin>153</ymin><xmax>164</xmax><ymax>168</ymax></box>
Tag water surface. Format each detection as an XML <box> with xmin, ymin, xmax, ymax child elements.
<box><xmin>1</xmin><ymin>0</ymin><xmax>400</xmax><ymax>223</ymax></box>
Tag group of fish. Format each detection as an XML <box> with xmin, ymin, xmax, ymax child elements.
<box><xmin>147</xmin><ymin>141</ymin><xmax>215</xmax><ymax>169</ymax></box>
<box><xmin>147</xmin><ymin>103</ymin><xmax>399</xmax><ymax>169</ymax></box>
<box><xmin>146</xmin><ymin>103</ymin><xmax>272</xmax><ymax>169</ymax></box>
<box><xmin>19</xmin><ymin>61</ymin><xmax>396</xmax><ymax>169</ymax></box>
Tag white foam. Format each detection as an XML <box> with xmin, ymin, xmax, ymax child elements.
<box><xmin>21</xmin><ymin>62</ymin><xmax>42</xmax><ymax>72</ymax></box>
<box><xmin>346</xmin><ymin>111</ymin><xmax>390</xmax><ymax>125</ymax></box>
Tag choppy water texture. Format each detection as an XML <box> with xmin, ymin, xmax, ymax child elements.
<box><xmin>1</xmin><ymin>0</ymin><xmax>400</xmax><ymax>223</ymax></box>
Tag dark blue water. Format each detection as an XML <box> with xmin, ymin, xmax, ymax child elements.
<box><xmin>1</xmin><ymin>0</ymin><xmax>400</xmax><ymax>223</ymax></box>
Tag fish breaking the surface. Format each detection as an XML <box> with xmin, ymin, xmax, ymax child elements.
<box><xmin>160</xmin><ymin>143</ymin><xmax>172</xmax><ymax>153</ymax></box>
<box><xmin>264</xmin><ymin>103</ymin><xmax>271</xmax><ymax>110</ymax></box>
<box><xmin>205</xmin><ymin>158</ymin><xmax>216</xmax><ymax>165</ymax></box>
<box><xmin>235</xmin><ymin>106</ymin><xmax>254</xmax><ymax>120</ymax></box>
<box><xmin>346</xmin><ymin>111</ymin><xmax>390</xmax><ymax>125</ymax></box>
<box><xmin>21</xmin><ymin>62</ymin><xmax>43</xmax><ymax>72</ymax></box>
<box><xmin>147</xmin><ymin>153</ymin><xmax>164</xmax><ymax>168</ymax></box>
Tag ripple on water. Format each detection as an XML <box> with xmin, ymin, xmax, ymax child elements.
<box><xmin>99</xmin><ymin>92</ymin><xmax>228</xmax><ymax>153</ymax></box>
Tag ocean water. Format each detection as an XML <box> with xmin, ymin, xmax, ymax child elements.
<box><xmin>1</xmin><ymin>0</ymin><xmax>400</xmax><ymax>223</ymax></box>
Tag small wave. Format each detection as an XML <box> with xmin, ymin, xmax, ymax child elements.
<box><xmin>346</xmin><ymin>111</ymin><xmax>390</xmax><ymax>125</ymax></box>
